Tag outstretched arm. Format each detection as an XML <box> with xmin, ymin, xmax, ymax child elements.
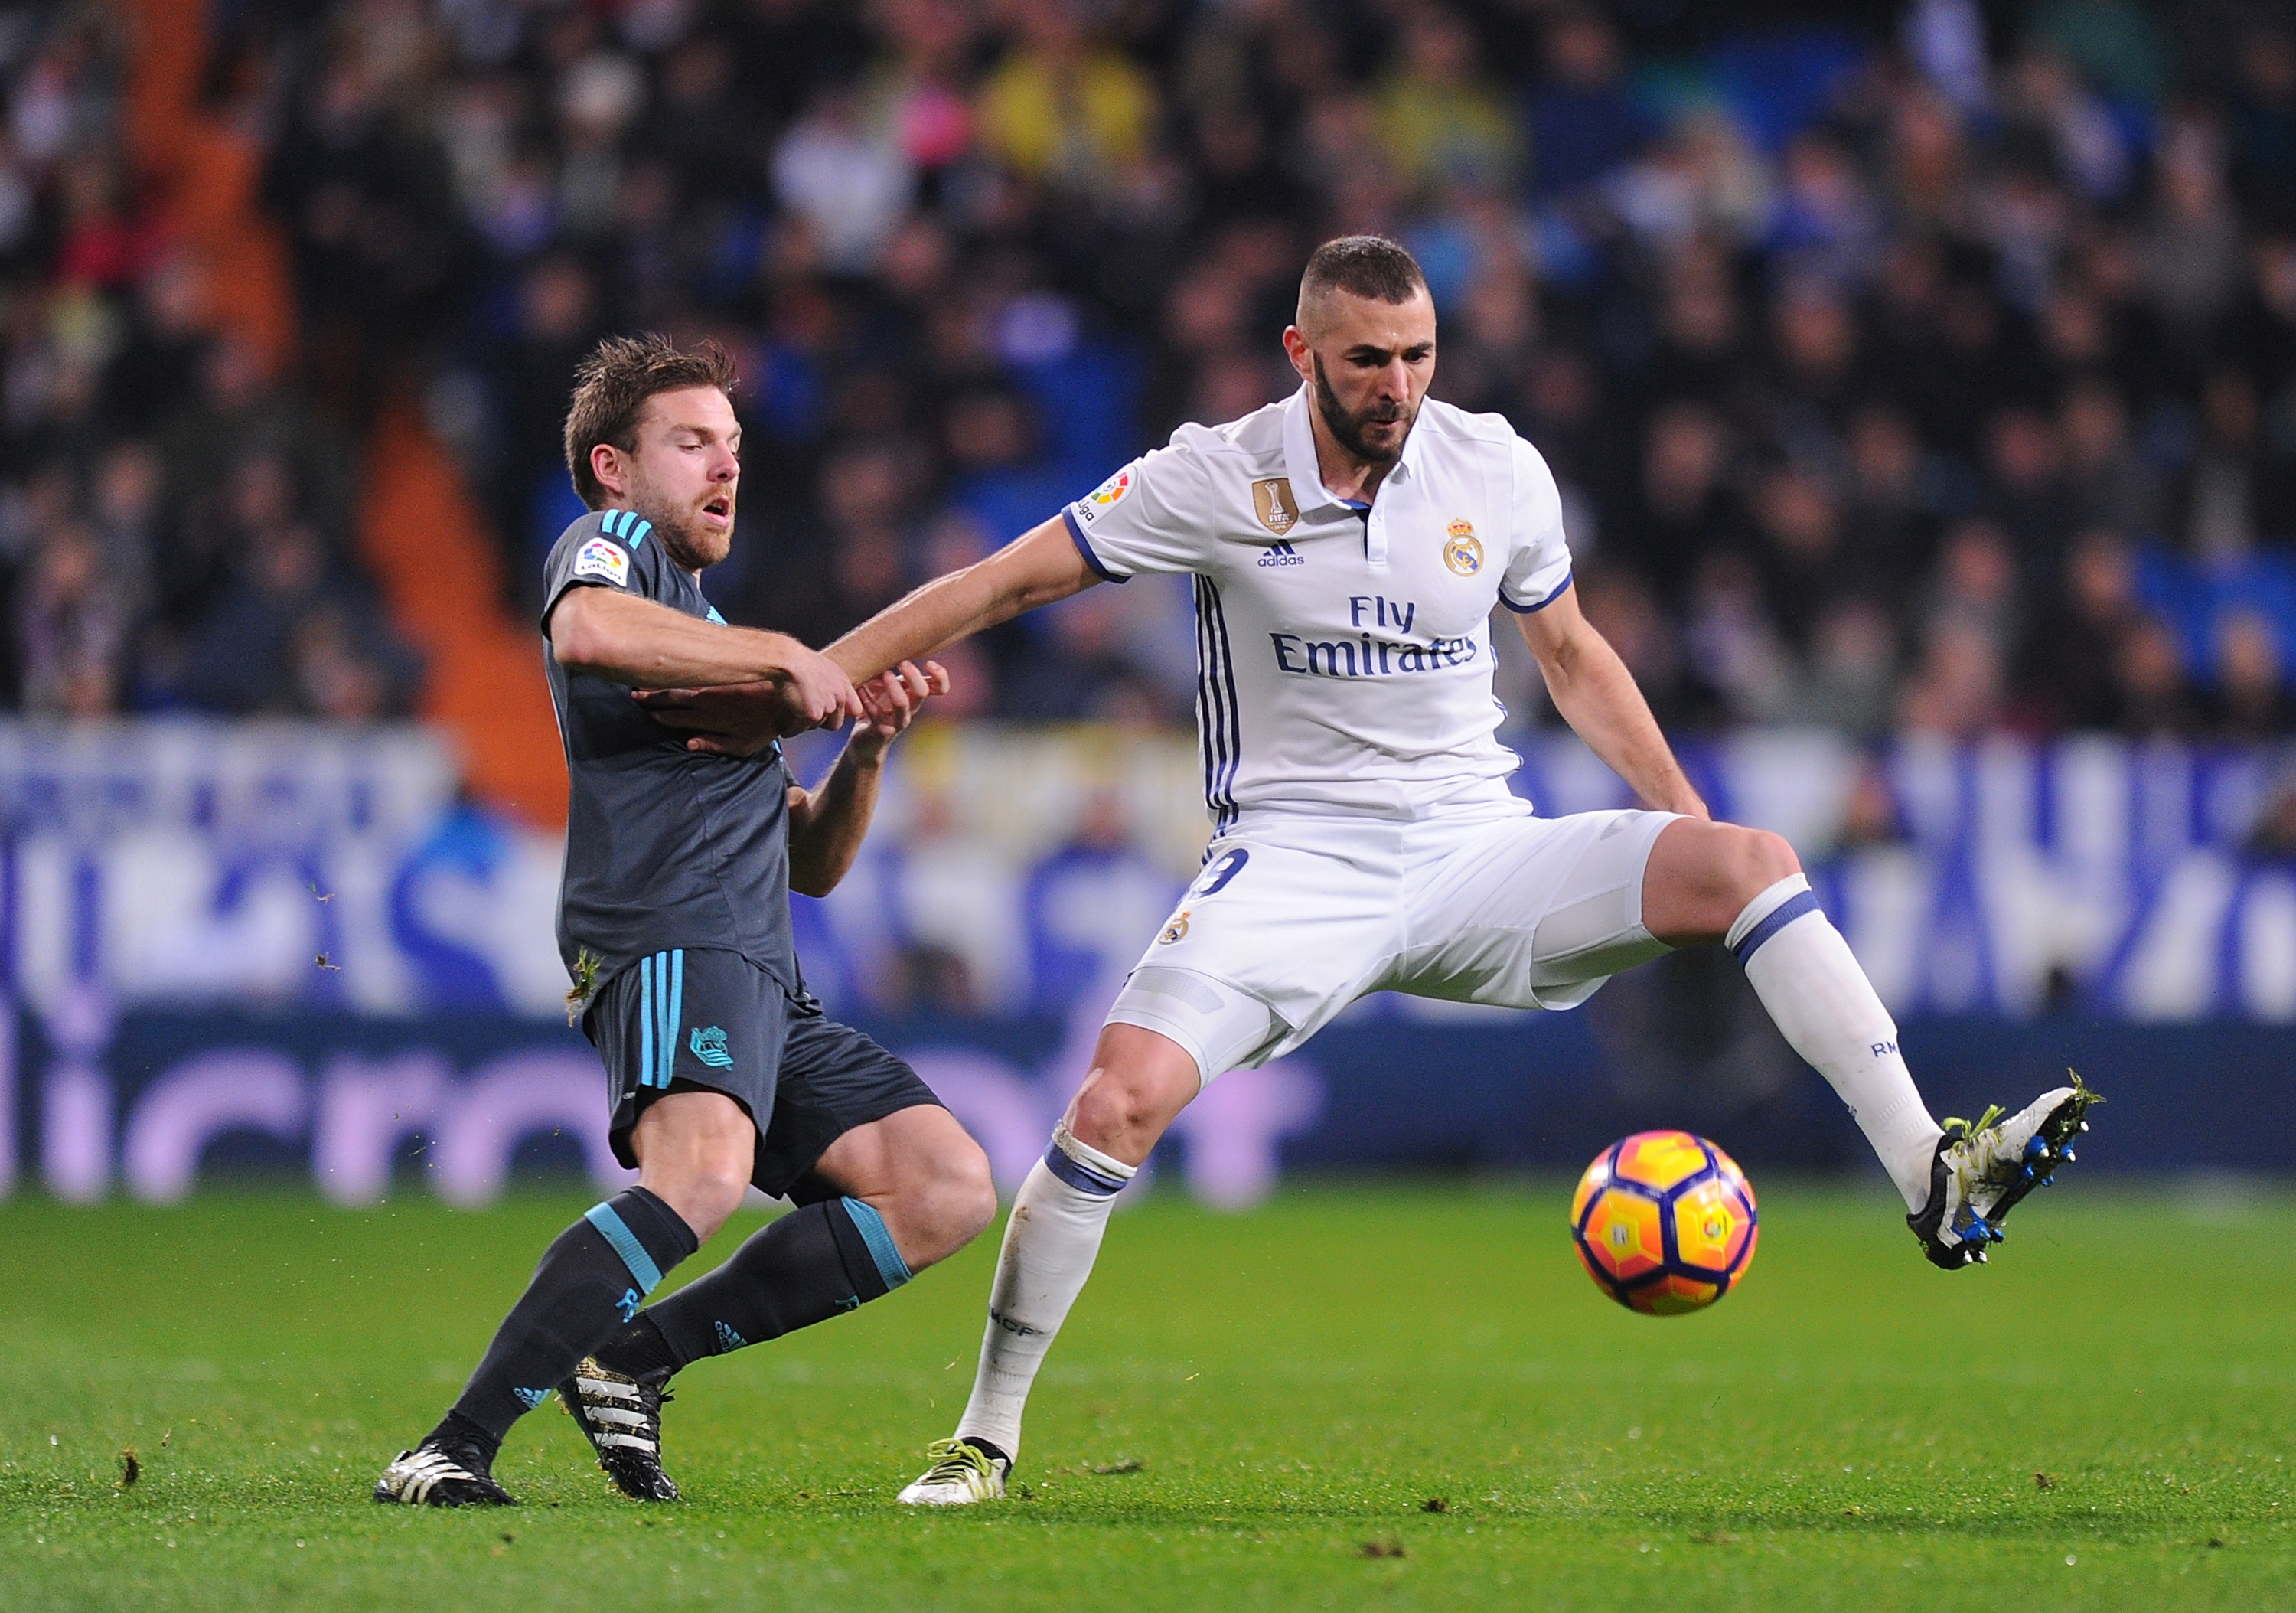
<box><xmin>1512</xmin><ymin>586</ymin><xmax>1708</xmax><ymax>818</ymax></box>
<box><xmin>787</xmin><ymin>660</ymin><xmax>949</xmax><ymax>896</ymax></box>
<box><xmin>828</xmin><ymin>515</ymin><xmax>1100</xmax><ymax>682</ymax></box>
<box><xmin>637</xmin><ymin>515</ymin><xmax>1098</xmax><ymax>751</ymax></box>
<box><xmin>550</xmin><ymin>587</ymin><xmax>862</xmax><ymax>730</ymax></box>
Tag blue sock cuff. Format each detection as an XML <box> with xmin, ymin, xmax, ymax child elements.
<box><xmin>1042</xmin><ymin>1143</ymin><xmax>1129</xmax><ymax>1196</ymax></box>
<box><xmin>1732</xmin><ymin>889</ymin><xmax>1823</xmax><ymax>965</ymax></box>
<box><xmin>837</xmin><ymin>1196</ymin><xmax>912</xmax><ymax>1291</ymax></box>
<box><xmin>585</xmin><ymin>1187</ymin><xmax>698</xmax><ymax>1298</ymax></box>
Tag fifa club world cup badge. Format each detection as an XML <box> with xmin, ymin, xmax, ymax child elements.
<box><xmin>1443</xmin><ymin>518</ymin><xmax>1483</xmax><ymax>576</ymax></box>
<box><xmin>1252</xmin><ymin>478</ymin><xmax>1299</xmax><ymax>536</ymax></box>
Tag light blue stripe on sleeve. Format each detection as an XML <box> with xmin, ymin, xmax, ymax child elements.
<box><xmin>628</xmin><ymin>518</ymin><xmax>651</xmax><ymax>549</ymax></box>
<box><xmin>585</xmin><ymin>1201</ymin><xmax>663</xmax><ymax>1294</ymax></box>
<box><xmin>638</xmin><ymin>954</ymin><xmax>655</xmax><ymax>1089</ymax></box>
<box><xmin>840</xmin><ymin>1196</ymin><xmax>912</xmax><ymax>1289</ymax></box>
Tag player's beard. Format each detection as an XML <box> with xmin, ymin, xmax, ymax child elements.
<box><xmin>1311</xmin><ymin>352</ymin><xmax>1415</xmax><ymax>466</ymax></box>
<box><xmin>642</xmin><ymin>492</ymin><xmax>736</xmax><ymax>573</ymax></box>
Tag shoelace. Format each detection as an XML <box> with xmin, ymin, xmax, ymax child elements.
<box><xmin>919</xmin><ymin>1438</ymin><xmax>996</xmax><ymax>1484</ymax></box>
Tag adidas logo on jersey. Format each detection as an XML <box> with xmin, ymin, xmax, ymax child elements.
<box><xmin>1256</xmin><ymin>540</ymin><xmax>1305</xmax><ymax>568</ymax></box>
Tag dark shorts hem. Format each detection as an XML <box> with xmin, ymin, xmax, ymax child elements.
<box><xmin>587</xmin><ymin>947</ymin><xmax>943</xmax><ymax>1203</ymax></box>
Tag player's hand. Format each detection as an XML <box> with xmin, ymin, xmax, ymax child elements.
<box><xmin>634</xmin><ymin>681</ymin><xmax>784</xmax><ymax>754</ymax></box>
<box><xmin>637</xmin><ymin>645</ymin><xmax>863</xmax><ymax>749</ymax></box>
<box><xmin>777</xmin><ymin>645</ymin><xmax>866</xmax><ymax>732</ymax></box>
<box><xmin>847</xmin><ymin>660</ymin><xmax>950</xmax><ymax>761</ymax></box>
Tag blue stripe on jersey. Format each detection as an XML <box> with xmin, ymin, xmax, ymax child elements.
<box><xmin>1499</xmin><ymin>571</ymin><xmax>1574</xmax><ymax>615</ymax></box>
<box><xmin>628</xmin><ymin>518</ymin><xmax>651</xmax><ymax>550</ymax></box>
<box><xmin>1733</xmin><ymin>890</ymin><xmax>1822</xmax><ymax>965</ymax></box>
<box><xmin>1198</xmin><ymin>577</ymin><xmax>1242</xmax><ymax>833</ymax></box>
<box><xmin>1062</xmin><ymin>508</ymin><xmax>1125</xmax><ymax>583</ymax></box>
<box><xmin>1192</xmin><ymin>576</ymin><xmax>1231</xmax><ymax>832</ymax></box>
<box><xmin>638</xmin><ymin>953</ymin><xmax>655</xmax><ymax>1088</ymax></box>
<box><xmin>1212</xmin><ymin>583</ymin><xmax>1241</xmax><ymax>831</ymax></box>
<box><xmin>602</xmin><ymin>509</ymin><xmax>623</xmax><ymax>538</ymax></box>
<box><xmin>585</xmin><ymin>1201</ymin><xmax>664</xmax><ymax>1295</ymax></box>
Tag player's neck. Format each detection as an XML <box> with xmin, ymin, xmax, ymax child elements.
<box><xmin>1306</xmin><ymin>408</ymin><xmax>1397</xmax><ymax>505</ymax></box>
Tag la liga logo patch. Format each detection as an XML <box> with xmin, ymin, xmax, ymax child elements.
<box><xmin>572</xmin><ymin>535</ymin><xmax>630</xmax><ymax>586</ymax></box>
<box><xmin>1076</xmin><ymin>466</ymin><xmax>1133</xmax><ymax>524</ymax></box>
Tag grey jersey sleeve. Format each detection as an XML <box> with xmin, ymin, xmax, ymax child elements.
<box><xmin>539</xmin><ymin>508</ymin><xmax>669</xmax><ymax>632</ymax></box>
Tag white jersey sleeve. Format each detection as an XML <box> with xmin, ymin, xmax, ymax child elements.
<box><xmin>1495</xmin><ymin>433</ymin><xmax>1574</xmax><ymax>615</ymax></box>
<box><xmin>1062</xmin><ymin>433</ymin><xmax>1218</xmax><ymax>581</ymax></box>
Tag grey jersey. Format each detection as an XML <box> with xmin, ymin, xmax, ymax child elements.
<box><xmin>540</xmin><ymin>508</ymin><xmax>799</xmax><ymax>997</ymax></box>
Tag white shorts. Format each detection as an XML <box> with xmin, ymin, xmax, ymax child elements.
<box><xmin>1107</xmin><ymin>802</ymin><xmax>1682</xmax><ymax>1084</ymax></box>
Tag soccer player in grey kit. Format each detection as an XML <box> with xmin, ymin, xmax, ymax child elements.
<box><xmin>376</xmin><ymin>335</ymin><xmax>996</xmax><ymax>1506</ymax></box>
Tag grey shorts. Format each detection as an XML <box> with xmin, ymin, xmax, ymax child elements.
<box><xmin>586</xmin><ymin>947</ymin><xmax>941</xmax><ymax>1203</ymax></box>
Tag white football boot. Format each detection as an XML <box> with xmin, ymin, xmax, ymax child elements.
<box><xmin>896</xmin><ymin>1438</ymin><xmax>1010</xmax><ymax>1506</ymax></box>
<box><xmin>1909</xmin><ymin>1073</ymin><xmax>2102</xmax><ymax>1269</ymax></box>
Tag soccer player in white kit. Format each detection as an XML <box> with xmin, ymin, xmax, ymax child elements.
<box><xmin>641</xmin><ymin>237</ymin><xmax>2099</xmax><ymax>1505</ymax></box>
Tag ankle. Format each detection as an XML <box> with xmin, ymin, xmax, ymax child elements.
<box><xmin>426</xmin><ymin>1409</ymin><xmax>503</xmax><ymax>1473</ymax></box>
<box><xmin>595</xmin><ymin>1314</ymin><xmax>682</xmax><ymax>1383</ymax></box>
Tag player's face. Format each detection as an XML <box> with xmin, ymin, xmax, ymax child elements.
<box><xmin>1287</xmin><ymin>289</ymin><xmax>1437</xmax><ymax>466</ymax></box>
<box><xmin>621</xmin><ymin>386</ymin><xmax>741</xmax><ymax>570</ymax></box>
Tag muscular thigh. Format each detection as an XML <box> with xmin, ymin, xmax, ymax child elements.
<box><xmin>1394</xmin><ymin>808</ymin><xmax>1681</xmax><ymax>1011</ymax></box>
<box><xmin>758</xmin><ymin>1012</ymin><xmax>944</xmax><ymax>1205</ymax></box>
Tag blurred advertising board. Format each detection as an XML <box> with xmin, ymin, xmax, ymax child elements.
<box><xmin>5</xmin><ymin>720</ymin><xmax>2296</xmax><ymax>1024</ymax></box>
<box><xmin>0</xmin><ymin>990</ymin><xmax>2285</xmax><ymax>1205</ymax></box>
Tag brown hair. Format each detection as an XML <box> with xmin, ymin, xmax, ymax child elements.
<box><xmin>562</xmin><ymin>333</ymin><xmax>739</xmax><ymax>509</ymax></box>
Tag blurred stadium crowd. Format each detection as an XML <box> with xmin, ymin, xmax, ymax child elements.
<box><xmin>0</xmin><ymin>0</ymin><xmax>2292</xmax><ymax>740</ymax></box>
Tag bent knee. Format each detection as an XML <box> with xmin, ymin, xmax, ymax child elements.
<box><xmin>1070</xmin><ymin>1071</ymin><xmax>1186</xmax><ymax>1161</ymax></box>
<box><xmin>644</xmin><ymin>1156</ymin><xmax>752</xmax><ymax>1239</ymax></box>
<box><xmin>1733</xmin><ymin>826</ymin><xmax>1801</xmax><ymax>890</ymax></box>
<box><xmin>886</xmin><ymin>1141</ymin><xmax>998</xmax><ymax>1271</ymax></box>
<box><xmin>937</xmin><ymin>1143</ymin><xmax>999</xmax><ymax>1245</ymax></box>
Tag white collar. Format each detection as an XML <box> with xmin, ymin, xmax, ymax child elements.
<box><xmin>1279</xmin><ymin>384</ymin><xmax>1419</xmax><ymax>514</ymax></box>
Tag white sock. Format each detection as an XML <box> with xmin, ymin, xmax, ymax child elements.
<box><xmin>954</xmin><ymin>1125</ymin><xmax>1134</xmax><ymax>1460</ymax></box>
<box><xmin>1729</xmin><ymin>875</ymin><xmax>1942</xmax><ymax>1211</ymax></box>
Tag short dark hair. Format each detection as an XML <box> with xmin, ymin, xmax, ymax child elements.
<box><xmin>1299</xmin><ymin>235</ymin><xmax>1428</xmax><ymax>311</ymax></box>
<box><xmin>563</xmin><ymin>333</ymin><xmax>739</xmax><ymax>509</ymax></box>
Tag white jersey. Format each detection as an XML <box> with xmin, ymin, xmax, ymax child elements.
<box><xmin>1063</xmin><ymin>385</ymin><xmax>1573</xmax><ymax>828</ymax></box>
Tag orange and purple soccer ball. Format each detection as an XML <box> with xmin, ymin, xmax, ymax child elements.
<box><xmin>1570</xmin><ymin>1131</ymin><xmax>1758</xmax><ymax>1316</ymax></box>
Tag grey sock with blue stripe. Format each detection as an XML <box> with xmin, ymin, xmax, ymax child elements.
<box><xmin>600</xmin><ymin>1196</ymin><xmax>912</xmax><ymax>1380</ymax></box>
<box><xmin>434</xmin><ymin>1186</ymin><xmax>698</xmax><ymax>1455</ymax></box>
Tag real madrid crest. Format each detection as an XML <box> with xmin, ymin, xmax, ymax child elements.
<box><xmin>1443</xmin><ymin>518</ymin><xmax>1483</xmax><ymax>576</ymax></box>
<box><xmin>1251</xmin><ymin>478</ymin><xmax>1299</xmax><ymax>537</ymax></box>
<box><xmin>1159</xmin><ymin>911</ymin><xmax>1191</xmax><ymax>944</ymax></box>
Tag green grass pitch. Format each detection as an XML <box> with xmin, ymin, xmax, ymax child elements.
<box><xmin>2</xmin><ymin>1178</ymin><xmax>2290</xmax><ymax>1610</ymax></box>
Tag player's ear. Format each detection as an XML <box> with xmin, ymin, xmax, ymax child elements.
<box><xmin>589</xmin><ymin>442</ymin><xmax>627</xmax><ymax>501</ymax></box>
<box><xmin>1281</xmin><ymin>325</ymin><xmax>1314</xmax><ymax>383</ymax></box>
